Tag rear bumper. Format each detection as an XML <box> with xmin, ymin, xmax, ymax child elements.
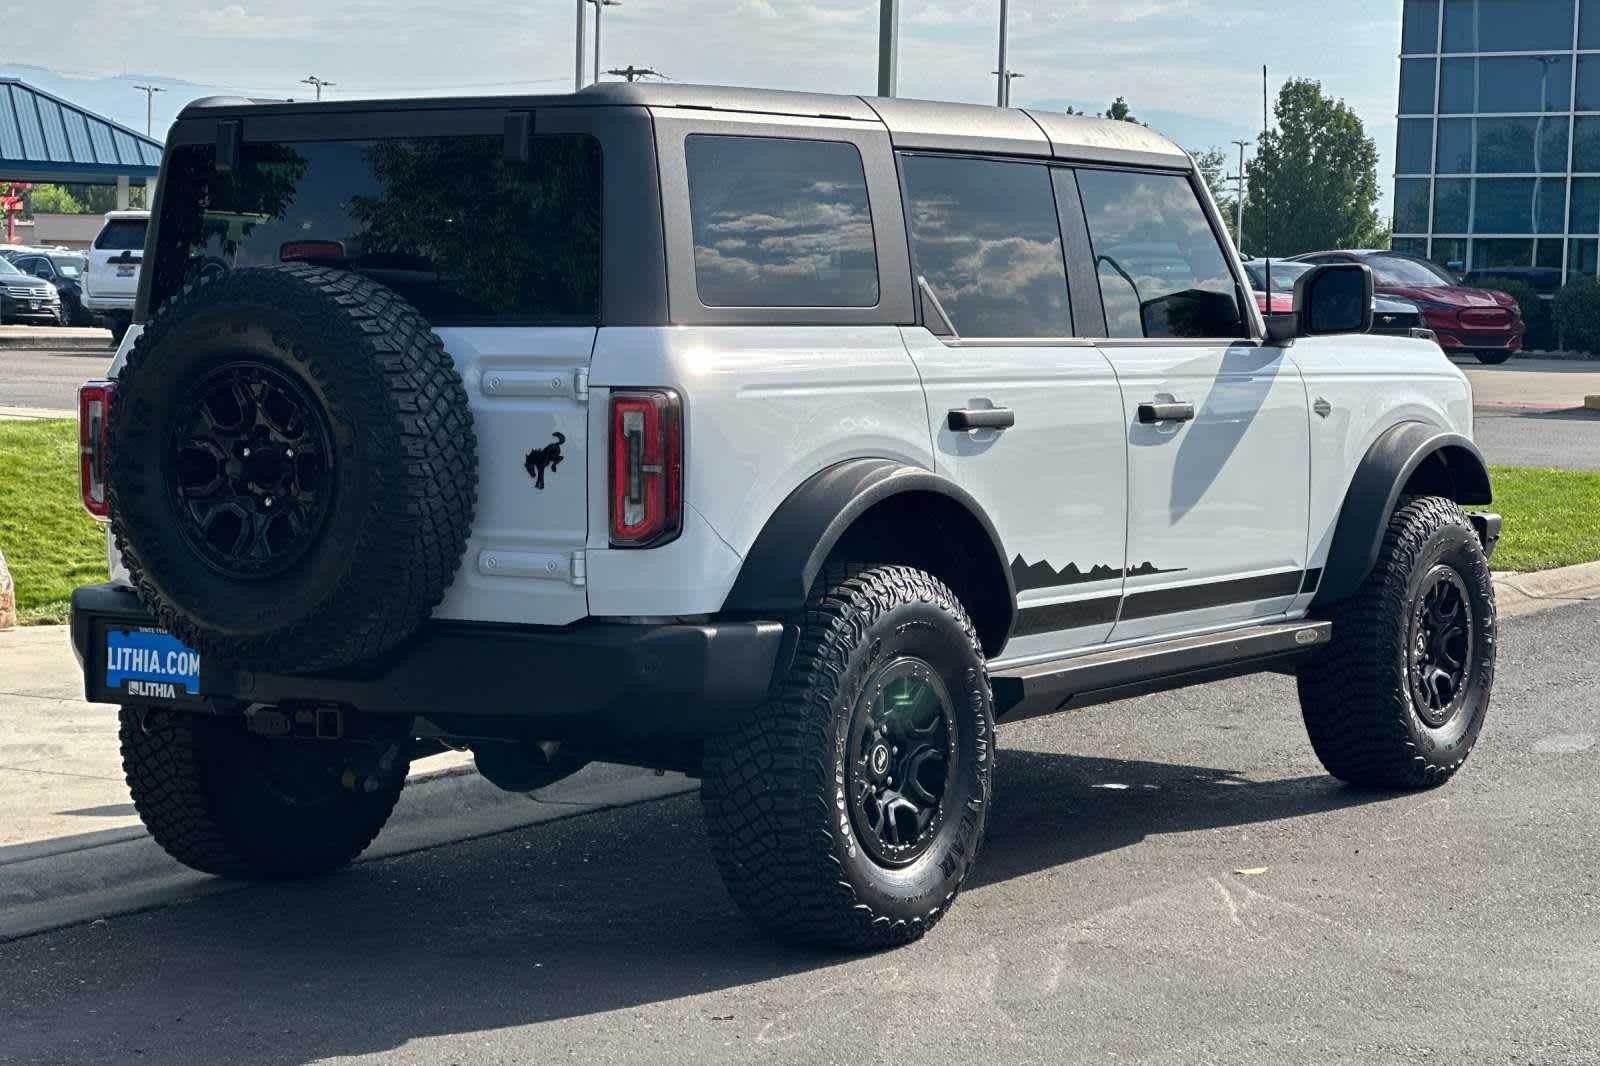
<box><xmin>80</xmin><ymin>292</ymin><xmax>136</xmax><ymax>314</ymax></box>
<box><xmin>71</xmin><ymin>583</ymin><xmax>787</xmax><ymax>739</ymax></box>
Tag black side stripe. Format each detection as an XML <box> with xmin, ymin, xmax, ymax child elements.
<box><xmin>1014</xmin><ymin>569</ymin><xmax>1309</xmax><ymax>636</ymax></box>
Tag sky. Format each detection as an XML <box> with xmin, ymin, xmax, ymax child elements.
<box><xmin>2</xmin><ymin>0</ymin><xmax>1405</xmax><ymax>216</ymax></box>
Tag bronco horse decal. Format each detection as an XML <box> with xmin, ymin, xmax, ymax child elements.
<box><xmin>524</xmin><ymin>432</ymin><xmax>566</xmax><ymax>490</ymax></box>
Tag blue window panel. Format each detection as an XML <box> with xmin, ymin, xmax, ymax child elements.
<box><xmin>1443</xmin><ymin>0</ymin><xmax>1574</xmax><ymax>53</ymax></box>
<box><xmin>1403</xmin><ymin>0</ymin><xmax>1440</xmax><ymax>52</ymax></box>
<box><xmin>63</xmin><ymin>110</ymin><xmax>95</xmax><ymax>163</ymax></box>
<box><xmin>1400</xmin><ymin>58</ymin><xmax>1438</xmax><ymax>115</ymax></box>
<box><xmin>1571</xmin><ymin>178</ymin><xmax>1600</xmax><ymax>234</ymax></box>
<box><xmin>10</xmin><ymin>86</ymin><xmax>47</xmax><ymax>161</ymax></box>
<box><xmin>1434</xmin><ymin>178</ymin><xmax>1472</xmax><ymax>231</ymax></box>
<box><xmin>141</xmin><ymin>142</ymin><xmax>163</xmax><ymax>167</ymax></box>
<box><xmin>1436</xmin><ymin>118</ymin><xmax>1473</xmax><ymax>173</ymax></box>
<box><xmin>1472</xmin><ymin>177</ymin><xmax>1564</xmax><ymax>233</ymax></box>
<box><xmin>88</xmin><ymin>119</ymin><xmax>117</xmax><ymax>166</ymax></box>
<box><xmin>112</xmin><ymin>129</ymin><xmax>139</xmax><ymax>166</ymax></box>
<box><xmin>1473</xmin><ymin>117</ymin><xmax>1569</xmax><ymax>173</ymax></box>
<box><xmin>1392</xmin><ymin>237</ymin><xmax>1430</xmax><ymax>257</ymax></box>
<box><xmin>1568</xmin><ymin>238</ymin><xmax>1599</xmax><ymax>279</ymax></box>
<box><xmin>36</xmin><ymin>98</ymin><xmax>70</xmax><ymax>161</ymax></box>
<box><xmin>1575</xmin><ymin>116</ymin><xmax>1600</xmax><ymax>171</ymax></box>
<box><xmin>1441</xmin><ymin>56</ymin><xmax>1572</xmax><ymax>115</ymax></box>
<box><xmin>1397</xmin><ymin>119</ymin><xmax>1435</xmax><ymax>174</ymax></box>
<box><xmin>1395</xmin><ymin>178</ymin><xmax>1433</xmax><ymax>233</ymax></box>
<box><xmin>1578</xmin><ymin>55</ymin><xmax>1600</xmax><ymax>112</ymax></box>
<box><xmin>1582</xmin><ymin>0</ymin><xmax>1600</xmax><ymax>48</ymax></box>
<box><xmin>0</xmin><ymin>87</ymin><xmax>22</xmax><ymax>160</ymax></box>
<box><xmin>1433</xmin><ymin>237</ymin><xmax>1468</xmax><ymax>272</ymax></box>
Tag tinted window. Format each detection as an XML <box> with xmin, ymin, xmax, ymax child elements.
<box><xmin>1433</xmin><ymin>236</ymin><xmax>1468</xmax><ymax>272</ymax></box>
<box><xmin>1396</xmin><ymin>118</ymin><xmax>1434</xmax><ymax>174</ymax></box>
<box><xmin>1400</xmin><ymin>59</ymin><xmax>1438</xmax><ymax>115</ymax></box>
<box><xmin>1391</xmin><ymin>237</ymin><xmax>1429</xmax><ymax>258</ymax></box>
<box><xmin>1472</xmin><ymin>238</ymin><xmax>1534</xmax><ymax>271</ymax></box>
<box><xmin>1573</xmin><ymin>116</ymin><xmax>1600</xmax><ymax>170</ymax></box>
<box><xmin>52</xmin><ymin>255</ymin><xmax>83</xmax><ymax>278</ymax></box>
<box><xmin>1472</xmin><ymin>177</ymin><xmax>1565</xmax><ymax>233</ymax></box>
<box><xmin>1443</xmin><ymin>0</ymin><xmax>1574</xmax><ymax>52</ymax></box>
<box><xmin>1474</xmin><ymin>117</ymin><xmax>1569</xmax><ymax>173</ymax></box>
<box><xmin>1436</xmin><ymin>119</ymin><xmax>1472</xmax><ymax>173</ymax></box>
<box><xmin>1440</xmin><ymin>56</ymin><xmax>1572</xmax><ymax>114</ymax></box>
<box><xmin>1570</xmin><ymin>178</ymin><xmax>1600</xmax><ymax>234</ymax></box>
<box><xmin>1583</xmin><ymin>0</ymin><xmax>1600</xmax><ymax>48</ymax></box>
<box><xmin>1569</xmin><ymin>238</ymin><xmax>1598</xmax><ymax>279</ymax></box>
<box><xmin>95</xmin><ymin>219</ymin><xmax>148</xmax><ymax>251</ymax></box>
<box><xmin>685</xmin><ymin>135</ymin><xmax>877</xmax><ymax>308</ymax></box>
<box><xmin>1367</xmin><ymin>254</ymin><xmax>1458</xmax><ymax>287</ymax></box>
<box><xmin>900</xmin><ymin>155</ymin><xmax>1070</xmax><ymax>337</ymax></box>
<box><xmin>1394</xmin><ymin>178</ymin><xmax>1432</xmax><ymax>232</ymax></box>
<box><xmin>150</xmin><ymin>135</ymin><xmax>601</xmax><ymax>324</ymax></box>
<box><xmin>1074</xmin><ymin>168</ymin><xmax>1245</xmax><ymax>340</ymax></box>
<box><xmin>1433</xmin><ymin>178</ymin><xmax>1470</xmax><ymax>231</ymax></box>
<box><xmin>1402</xmin><ymin>0</ymin><xmax>1440</xmax><ymax>52</ymax></box>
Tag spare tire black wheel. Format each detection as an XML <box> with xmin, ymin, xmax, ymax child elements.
<box><xmin>108</xmin><ymin>264</ymin><xmax>477</xmax><ymax>672</ymax></box>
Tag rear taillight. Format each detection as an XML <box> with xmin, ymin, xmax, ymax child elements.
<box><xmin>78</xmin><ymin>380</ymin><xmax>115</xmax><ymax>518</ymax></box>
<box><xmin>609</xmin><ymin>389</ymin><xmax>682</xmax><ymax>547</ymax></box>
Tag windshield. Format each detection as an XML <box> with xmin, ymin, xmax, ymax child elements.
<box><xmin>1367</xmin><ymin>254</ymin><xmax>1458</xmax><ymax>288</ymax></box>
<box><xmin>1242</xmin><ymin>260</ymin><xmax>1313</xmax><ymax>291</ymax></box>
<box><xmin>0</xmin><ymin>257</ymin><xmax>21</xmax><ymax>276</ymax></box>
<box><xmin>52</xmin><ymin>255</ymin><xmax>85</xmax><ymax>277</ymax></box>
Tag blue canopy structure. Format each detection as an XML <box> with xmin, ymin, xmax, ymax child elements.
<box><xmin>0</xmin><ymin>78</ymin><xmax>162</xmax><ymax>185</ymax></box>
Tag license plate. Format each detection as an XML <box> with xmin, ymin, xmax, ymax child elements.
<box><xmin>116</xmin><ymin>265</ymin><xmax>136</xmax><ymax>277</ymax></box>
<box><xmin>29</xmin><ymin>300</ymin><xmax>40</xmax><ymax>310</ymax></box>
<box><xmin>105</xmin><ymin>629</ymin><xmax>202</xmax><ymax>701</ymax></box>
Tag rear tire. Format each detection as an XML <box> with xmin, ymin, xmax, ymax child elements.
<box><xmin>120</xmin><ymin>707</ymin><xmax>409</xmax><ymax>879</ymax></box>
<box><xmin>1297</xmin><ymin>496</ymin><xmax>1495</xmax><ymax>789</ymax></box>
<box><xmin>702</xmin><ymin>564</ymin><xmax>993</xmax><ymax>950</ymax></box>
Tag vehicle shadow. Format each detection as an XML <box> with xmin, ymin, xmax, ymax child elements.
<box><xmin>2</xmin><ymin>748</ymin><xmax>1393</xmax><ymax>1065</ymax></box>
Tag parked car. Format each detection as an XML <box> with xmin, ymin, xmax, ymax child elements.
<box><xmin>5</xmin><ymin>248</ymin><xmax>93</xmax><ymax>325</ymax></box>
<box><xmin>71</xmin><ymin>84</ymin><xmax>1500</xmax><ymax>952</ymax></box>
<box><xmin>1289</xmin><ymin>250</ymin><xmax>1521</xmax><ymax>363</ymax></box>
<box><xmin>81</xmin><ymin>210</ymin><xmax>150</xmax><ymax>343</ymax></box>
<box><xmin>0</xmin><ymin>254</ymin><xmax>61</xmax><ymax>325</ymax></box>
<box><xmin>1241</xmin><ymin>258</ymin><xmax>1430</xmax><ymax>339</ymax></box>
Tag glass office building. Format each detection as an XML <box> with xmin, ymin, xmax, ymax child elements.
<box><xmin>1395</xmin><ymin>0</ymin><xmax>1600</xmax><ymax>280</ymax></box>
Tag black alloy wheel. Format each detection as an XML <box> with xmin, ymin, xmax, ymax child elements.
<box><xmin>167</xmin><ymin>360</ymin><xmax>335</xmax><ymax>581</ymax></box>
<box><xmin>1408</xmin><ymin>565</ymin><xmax>1474</xmax><ymax>728</ymax></box>
<box><xmin>846</xmin><ymin>657</ymin><xmax>956</xmax><ymax>867</ymax></box>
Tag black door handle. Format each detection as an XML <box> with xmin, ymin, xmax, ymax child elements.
<box><xmin>1137</xmin><ymin>401</ymin><xmax>1195</xmax><ymax>424</ymax></box>
<box><xmin>948</xmin><ymin>408</ymin><xmax>1015</xmax><ymax>431</ymax></box>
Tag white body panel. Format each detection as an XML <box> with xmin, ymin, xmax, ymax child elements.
<box><xmin>900</xmin><ymin>328</ymin><xmax>1127</xmax><ymax>657</ymax></box>
<box><xmin>81</xmin><ymin>211</ymin><xmax>148</xmax><ymax>314</ymax></box>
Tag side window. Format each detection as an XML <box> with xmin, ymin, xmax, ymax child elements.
<box><xmin>685</xmin><ymin>135</ymin><xmax>878</xmax><ymax>308</ymax></box>
<box><xmin>1072</xmin><ymin>168</ymin><xmax>1247</xmax><ymax>340</ymax></box>
<box><xmin>900</xmin><ymin>155</ymin><xmax>1072</xmax><ymax>338</ymax></box>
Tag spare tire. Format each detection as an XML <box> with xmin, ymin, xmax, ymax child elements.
<box><xmin>108</xmin><ymin>264</ymin><xmax>477</xmax><ymax>672</ymax></box>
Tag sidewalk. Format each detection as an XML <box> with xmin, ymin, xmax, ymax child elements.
<box><xmin>1455</xmin><ymin>356</ymin><xmax>1600</xmax><ymax>410</ymax></box>
<box><xmin>0</xmin><ymin>325</ymin><xmax>112</xmax><ymax>352</ymax></box>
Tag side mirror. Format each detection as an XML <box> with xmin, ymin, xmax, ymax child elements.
<box><xmin>1263</xmin><ymin>262</ymin><xmax>1375</xmax><ymax>344</ymax></box>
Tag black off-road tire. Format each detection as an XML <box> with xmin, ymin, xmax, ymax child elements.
<box><xmin>702</xmin><ymin>564</ymin><xmax>994</xmax><ymax>950</ymax></box>
<box><xmin>108</xmin><ymin>265</ymin><xmax>476</xmax><ymax>672</ymax></box>
<box><xmin>1298</xmin><ymin>496</ymin><xmax>1496</xmax><ymax>789</ymax></box>
<box><xmin>120</xmin><ymin>706</ymin><xmax>409</xmax><ymax>879</ymax></box>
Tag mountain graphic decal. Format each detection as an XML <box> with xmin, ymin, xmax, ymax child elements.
<box><xmin>1010</xmin><ymin>556</ymin><xmax>1186</xmax><ymax>593</ymax></box>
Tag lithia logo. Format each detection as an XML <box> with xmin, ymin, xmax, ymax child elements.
<box><xmin>107</xmin><ymin>645</ymin><xmax>200</xmax><ymax>679</ymax></box>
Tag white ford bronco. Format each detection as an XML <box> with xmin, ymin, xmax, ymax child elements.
<box><xmin>71</xmin><ymin>84</ymin><xmax>1500</xmax><ymax>950</ymax></box>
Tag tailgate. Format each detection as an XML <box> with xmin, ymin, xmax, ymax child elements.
<box><xmin>432</xmin><ymin>327</ymin><xmax>596</xmax><ymax>626</ymax></box>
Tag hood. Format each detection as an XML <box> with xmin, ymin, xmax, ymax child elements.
<box><xmin>2</xmin><ymin>274</ymin><xmax>55</xmax><ymax>293</ymax></box>
<box><xmin>1378</xmin><ymin>284</ymin><xmax>1512</xmax><ymax>309</ymax></box>
<box><xmin>1374</xmin><ymin>295</ymin><xmax>1421</xmax><ymax>313</ymax></box>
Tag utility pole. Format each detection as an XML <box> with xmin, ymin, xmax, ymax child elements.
<box><xmin>132</xmin><ymin>84</ymin><xmax>165</xmax><ymax>136</ymax></box>
<box><xmin>300</xmin><ymin>75</ymin><xmax>334</xmax><ymax>101</ymax></box>
<box><xmin>606</xmin><ymin>66</ymin><xmax>665</xmax><ymax>83</ymax></box>
<box><xmin>575</xmin><ymin>0</ymin><xmax>587</xmax><ymax>91</ymax></box>
<box><xmin>995</xmin><ymin>0</ymin><xmax>1010</xmax><ymax>107</ymax></box>
<box><xmin>1262</xmin><ymin>65</ymin><xmax>1269</xmax><ymax>139</ymax></box>
<box><xmin>991</xmin><ymin>70</ymin><xmax>1025</xmax><ymax>107</ymax></box>
<box><xmin>589</xmin><ymin>0</ymin><xmax>621</xmax><ymax>85</ymax></box>
<box><xmin>1228</xmin><ymin>138</ymin><xmax>1251</xmax><ymax>245</ymax></box>
<box><xmin>877</xmin><ymin>0</ymin><xmax>899</xmax><ymax>97</ymax></box>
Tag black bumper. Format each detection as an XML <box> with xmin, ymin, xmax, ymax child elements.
<box><xmin>71</xmin><ymin>584</ymin><xmax>787</xmax><ymax>739</ymax></box>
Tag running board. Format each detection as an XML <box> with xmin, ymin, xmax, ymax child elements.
<box><xmin>989</xmin><ymin>620</ymin><xmax>1332</xmax><ymax>722</ymax></box>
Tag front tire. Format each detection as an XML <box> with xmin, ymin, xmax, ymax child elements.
<box><xmin>1298</xmin><ymin>497</ymin><xmax>1495</xmax><ymax>789</ymax></box>
<box><xmin>120</xmin><ymin>707</ymin><xmax>409</xmax><ymax>879</ymax></box>
<box><xmin>702</xmin><ymin>564</ymin><xmax>994</xmax><ymax>950</ymax></box>
<box><xmin>1473</xmin><ymin>349</ymin><xmax>1514</xmax><ymax>365</ymax></box>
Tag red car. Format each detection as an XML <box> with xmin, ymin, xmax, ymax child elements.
<box><xmin>1290</xmin><ymin>250</ymin><xmax>1522</xmax><ymax>364</ymax></box>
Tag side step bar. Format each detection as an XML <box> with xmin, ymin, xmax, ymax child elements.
<box><xmin>989</xmin><ymin>620</ymin><xmax>1332</xmax><ymax>722</ymax></box>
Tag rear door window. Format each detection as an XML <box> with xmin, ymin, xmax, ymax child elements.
<box><xmin>685</xmin><ymin>134</ymin><xmax>879</xmax><ymax>308</ymax></box>
<box><xmin>1072</xmin><ymin>168</ymin><xmax>1246</xmax><ymax>339</ymax></box>
<box><xmin>900</xmin><ymin>154</ymin><xmax>1072</xmax><ymax>338</ymax></box>
<box><xmin>150</xmin><ymin>134</ymin><xmax>602</xmax><ymax>325</ymax></box>
<box><xmin>95</xmin><ymin>219</ymin><xmax>148</xmax><ymax>251</ymax></box>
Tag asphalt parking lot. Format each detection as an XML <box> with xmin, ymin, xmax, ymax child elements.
<box><xmin>2</xmin><ymin>599</ymin><xmax>1597</xmax><ymax>1065</ymax></box>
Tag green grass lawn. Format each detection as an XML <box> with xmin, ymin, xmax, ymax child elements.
<box><xmin>0</xmin><ymin>420</ymin><xmax>1596</xmax><ymax>626</ymax></box>
<box><xmin>1487</xmin><ymin>465</ymin><xmax>1600</xmax><ymax>573</ymax></box>
<box><xmin>0</xmin><ymin>419</ymin><xmax>109</xmax><ymax>624</ymax></box>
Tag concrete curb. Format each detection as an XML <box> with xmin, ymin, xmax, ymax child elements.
<box><xmin>0</xmin><ymin>761</ymin><xmax>696</xmax><ymax>943</ymax></box>
<box><xmin>0</xmin><ymin>333</ymin><xmax>112</xmax><ymax>353</ymax></box>
<box><xmin>1492</xmin><ymin>560</ymin><xmax>1600</xmax><ymax>618</ymax></box>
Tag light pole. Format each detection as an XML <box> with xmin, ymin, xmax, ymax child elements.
<box><xmin>878</xmin><ymin>0</ymin><xmax>899</xmax><ymax>97</ymax></box>
<box><xmin>590</xmin><ymin>0</ymin><xmax>621</xmax><ymax>85</ymax></box>
<box><xmin>1229</xmin><ymin>138</ymin><xmax>1251</xmax><ymax>246</ymax></box>
<box><xmin>995</xmin><ymin>0</ymin><xmax>1010</xmax><ymax>107</ymax></box>
<box><xmin>575</xmin><ymin>0</ymin><xmax>587</xmax><ymax>91</ymax></box>
<box><xmin>300</xmin><ymin>75</ymin><xmax>334</xmax><ymax>101</ymax></box>
<box><xmin>132</xmin><ymin>84</ymin><xmax>165</xmax><ymax>136</ymax></box>
<box><xmin>991</xmin><ymin>70</ymin><xmax>1024</xmax><ymax>107</ymax></box>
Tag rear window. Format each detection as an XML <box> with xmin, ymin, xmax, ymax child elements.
<box><xmin>685</xmin><ymin>134</ymin><xmax>878</xmax><ymax>308</ymax></box>
<box><xmin>149</xmin><ymin>134</ymin><xmax>602</xmax><ymax>325</ymax></box>
<box><xmin>95</xmin><ymin>219</ymin><xmax>148</xmax><ymax>251</ymax></box>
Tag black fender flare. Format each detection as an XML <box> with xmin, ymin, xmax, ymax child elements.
<box><xmin>1312</xmin><ymin>421</ymin><xmax>1492</xmax><ymax>607</ymax></box>
<box><xmin>722</xmin><ymin>458</ymin><xmax>1017</xmax><ymax>649</ymax></box>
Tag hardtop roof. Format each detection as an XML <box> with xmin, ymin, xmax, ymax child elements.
<box><xmin>178</xmin><ymin>82</ymin><xmax>1191</xmax><ymax>170</ymax></box>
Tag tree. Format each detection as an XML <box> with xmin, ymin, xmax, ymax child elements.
<box><xmin>1241</xmin><ymin>78</ymin><xmax>1383</xmax><ymax>256</ymax></box>
<box><xmin>1190</xmin><ymin>146</ymin><xmax>1238</xmax><ymax>244</ymax></box>
<box><xmin>1102</xmin><ymin>96</ymin><xmax>1141</xmax><ymax>124</ymax></box>
<box><xmin>21</xmin><ymin>182</ymin><xmax>144</xmax><ymax>216</ymax></box>
<box><xmin>26</xmin><ymin>184</ymin><xmax>82</xmax><ymax>215</ymax></box>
